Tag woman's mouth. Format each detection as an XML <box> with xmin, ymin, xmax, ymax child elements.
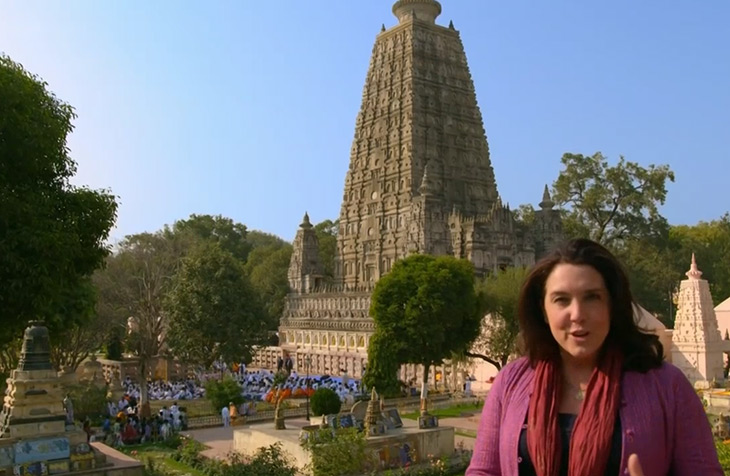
<box><xmin>570</xmin><ymin>330</ymin><xmax>589</xmax><ymax>339</ymax></box>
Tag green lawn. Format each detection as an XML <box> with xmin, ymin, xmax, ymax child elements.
<box><xmin>148</xmin><ymin>398</ymin><xmax>284</xmax><ymax>418</ymax></box>
<box><xmin>401</xmin><ymin>403</ymin><xmax>482</xmax><ymax>421</ymax></box>
<box><xmin>119</xmin><ymin>440</ymin><xmax>205</xmax><ymax>476</ymax></box>
<box><xmin>149</xmin><ymin>399</ymin><xmax>215</xmax><ymax>418</ymax></box>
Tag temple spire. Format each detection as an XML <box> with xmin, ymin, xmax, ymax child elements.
<box><xmin>686</xmin><ymin>253</ymin><xmax>703</xmax><ymax>280</ymax></box>
<box><xmin>419</xmin><ymin>163</ymin><xmax>434</xmax><ymax>195</ymax></box>
<box><xmin>392</xmin><ymin>0</ymin><xmax>442</xmax><ymax>24</ymax></box>
<box><xmin>539</xmin><ymin>184</ymin><xmax>554</xmax><ymax>209</ymax></box>
<box><xmin>300</xmin><ymin>211</ymin><xmax>312</xmax><ymax>229</ymax></box>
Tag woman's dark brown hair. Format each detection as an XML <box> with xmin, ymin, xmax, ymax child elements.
<box><xmin>518</xmin><ymin>238</ymin><xmax>663</xmax><ymax>372</ymax></box>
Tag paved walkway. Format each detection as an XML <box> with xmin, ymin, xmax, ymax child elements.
<box><xmin>183</xmin><ymin>414</ymin><xmax>482</xmax><ymax>459</ymax></box>
<box><xmin>182</xmin><ymin>425</ymin><xmax>234</xmax><ymax>459</ymax></box>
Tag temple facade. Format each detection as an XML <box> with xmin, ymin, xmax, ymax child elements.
<box><xmin>273</xmin><ymin>0</ymin><xmax>563</xmax><ymax>378</ymax></box>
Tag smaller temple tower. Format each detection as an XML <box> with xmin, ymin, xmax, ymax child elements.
<box><xmin>0</xmin><ymin>322</ymin><xmax>112</xmax><ymax>474</ymax></box>
<box><xmin>287</xmin><ymin>212</ymin><xmax>325</xmax><ymax>293</ymax></box>
<box><xmin>532</xmin><ymin>185</ymin><xmax>563</xmax><ymax>259</ymax></box>
<box><xmin>671</xmin><ymin>254</ymin><xmax>729</xmax><ymax>388</ymax></box>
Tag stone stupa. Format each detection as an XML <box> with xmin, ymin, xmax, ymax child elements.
<box><xmin>0</xmin><ymin>322</ymin><xmax>107</xmax><ymax>474</ymax></box>
<box><xmin>671</xmin><ymin>255</ymin><xmax>730</xmax><ymax>388</ymax></box>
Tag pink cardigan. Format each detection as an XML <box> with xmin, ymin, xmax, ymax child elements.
<box><xmin>466</xmin><ymin>357</ymin><xmax>722</xmax><ymax>476</ymax></box>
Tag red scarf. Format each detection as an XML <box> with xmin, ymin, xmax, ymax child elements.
<box><xmin>527</xmin><ymin>348</ymin><xmax>623</xmax><ymax>476</ymax></box>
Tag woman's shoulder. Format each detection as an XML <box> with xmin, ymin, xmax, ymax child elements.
<box><xmin>501</xmin><ymin>356</ymin><xmax>531</xmax><ymax>374</ymax></box>
<box><xmin>624</xmin><ymin>361</ymin><xmax>695</xmax><ymax>393</ymax></box>
<box><xmin>493</xmin><ymin>357</ymin><xmax>533</xmax><ymax>389</ymax></box>
<box><xmin>637</xmin><ymin>361</ymin><xmax>689</xmax><ymax>381</ymax></box>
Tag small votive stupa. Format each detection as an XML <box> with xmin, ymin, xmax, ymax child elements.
<box><xmin>0</xmin><ymin>322</ymin><xmax>107</xmax><ymax>474</ymax></box>
<box><xmin>671</xmin><ymin>255</ymin><xmax>730</xmax><ymax>388</ymax></box>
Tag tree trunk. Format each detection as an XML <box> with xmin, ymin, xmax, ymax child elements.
<box><xmin>420</xmin><ymin>363</ymin><xmax>430</xmax><ymax>414</ymax></box>
<box><xmin>138</xmin><ymin>358</ymin><xmax>151</xmax><ymax>418</ymax></box>
<box><xmin>464</xmin><ymin>351</ymin><xmax>502</xmax><ymax>372</ymax></box>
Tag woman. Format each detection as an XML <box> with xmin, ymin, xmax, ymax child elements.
<box><xmin>466</xmin><ymin>238</ymin><xmax>721</xmax><ymax>476</ymax></box>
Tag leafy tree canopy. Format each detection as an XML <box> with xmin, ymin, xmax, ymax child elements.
<box><xmin>668</xmin><ymin>214</ymin><xmax>730</xmax><ymax>306</ymax></box>
<box><xmin>165</xmin><ymin>214</ymin><xmax>251</xmax><ymax>263</ymax></box>
<box><xmin>313</xmin><ymin>219</ymin><xmax>338</xmax><ymax>279</ymax></box>
<box><xmin>467</xmin><ymin>267</ymin><xmax>530</xmax><ymax>371</ymax></box>
<box><xmin>165</xmin><ymin>242</ymin><xmax>268</xmax><ymax>367</ymax></box>
<box><xmin>0</xmin><ymin>55</ymin><xmax>118</xmax><ymax>348</ymax></box>
<box><xmin>368</xmin><ymin>254</ymin><xmax>481</xmax><ymax>387</ymax></box>
<box><xmin>244</xmin><ymin>244</ymin><xmax>293</xmax><ymax>330</ymax></box>
<box><xmin>552</xmin><ymin>152</ymin><xmax>674</xmax><ymax>247</ymax></box>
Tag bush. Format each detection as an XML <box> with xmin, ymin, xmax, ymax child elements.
<box><xmin>225</xmin><ymin>444</ymin><xmax>297</xmax><ymax>476</ymax></box>
<box><xmin>62</xmin><ymin>381</ymin><xmax>108</xmax><ymax>423</ymax></box>
<box><xmin>310</xmin><ymin>388</ymin><xmax>341</xmax><ymax>416</ymax></box>
<box><xmin>173</xmin><ymin>439</ymin><xmax>296</xmax><ymax>476</ymax></box>
<box><xmin>205</xmin><ymin>377</ymin><xmax>243</xmax><ymax>413</ymax></box>
<box><xmin>301</xmin><ymin>427</ymin><xmax>370</xmax><ymax>476</ymax></box>
<box><xmin>272</xmin><ymin>371</ymin><xmax>288</xmax><ymax>388</ymax></box>
<box><xmin>171</xmin><ymin>437</ymin><xmax>205</xmax><ymax>468</ymax></box>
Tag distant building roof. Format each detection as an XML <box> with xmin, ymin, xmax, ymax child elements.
<box><xmin>716</xmin><ymin>296</ymin><xmax>730</xmax><ymax>312</ymax></box>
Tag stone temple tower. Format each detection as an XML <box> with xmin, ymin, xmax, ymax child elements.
<box><xmin>268</xmin><ymin>1</ymin><xmax>563</xmax><ymax>378</ymax></box>
<box><xmin>335</xmin><ymin>0</ymin><xmax>538</xmax><ymax>288</ymax></box>
<box><xmin>671</xmin><ymin>254</ymin><xmax>729</xmax><ymax>388</ymax></box>
<box><xmin>533</xmin><ymin>185</ymin><xmax>564</xmax><ymax>259</ymax></box>
<box><xmin>287</xmin><ymin>212</ymin><xmax>325</xmax><ymax>293</ymax></box>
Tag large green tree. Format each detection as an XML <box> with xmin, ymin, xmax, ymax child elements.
<box><xmin>244</xmin><ymin>243</ymin><xmax>293</xmax><ymax>330</ymax></box>
<box><xmin>552</xmin><ymin>152</ymin><xmax>674</xmax><ymax>247</ymax></box>
<box><xmin>467</xmin><ymin>267</ymin><xmax>530</xmax><ymax>371</ymax></box>
<box><xmin>615</xmin><ymin>237</ymin><xmax>681</xmax><ymax>325</ymax></box>
<box><xmin>94</xmin><ymin>231</ymin><xmax>180</xmax><ymax>415</ymax></box>
<box><xmin>165</xmin><ymin>243</ymin><xmax>268</xmax><ymax>367</ymax></box>
<box><xmin>313</xmin><ymin>219</ymin><xmax>338</xmax><ymax>279</ymax></box>
<box><xmin>669</xmin><ymin>215</ymin><xmax>730</xmax><ymax>305</ymax></box>
<box><xmin>365</xmin><ymin>254</ymin><xmax>481</xmax><ymax>393</ymax></box>
<box><xmin>48</xmin><ymin>278</ymin><xmax>109</xmax><ymax>371</ymax></box>
<box><xmin>164</xmin><ymin>214</ymin><xmax>251</xmax><ymax>263</ymax></box>
<box><xmin>0</xmin><ymin>55</ymin><xmax>117</xmax><ymax>354</ymax></box>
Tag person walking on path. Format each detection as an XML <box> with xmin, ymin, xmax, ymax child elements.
<box><xmin>221</xmin><ymin>405</ymin><xmax>230</xmax><ymax>427</ymax></box>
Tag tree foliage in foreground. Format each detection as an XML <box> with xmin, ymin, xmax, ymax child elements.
<box><xmin>467</xmin><ymin>267</ymin><xmax>530</xmax><ymax>371</ymax></box>
<box><xmin>366</xmin><ymin>254</ymin><xmax>481</xmax><ymax>392</ymax></box>
<box><xmin>0</xmin><ymin>55</ymin><xmax>117</xmax><ymax>351</ymax></box>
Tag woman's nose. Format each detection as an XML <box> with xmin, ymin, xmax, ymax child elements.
<box><xmin>568</xmin><ymin>300</ymin><xmax>586</xmax><ymax>322</ymax></box>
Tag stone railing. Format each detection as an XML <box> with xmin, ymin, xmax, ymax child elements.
<box><xmin>96</xmin><ymin>356</ymin><xmax>190</xmax><ymax>383</ymax></box>
<box><xmin>249</xmin><ymin>347</ymin><xmax>285</xmax><ymax>371</ymax></box>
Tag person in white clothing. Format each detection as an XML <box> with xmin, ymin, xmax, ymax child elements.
<box><xmin>221</xmin><ymin>406</ymin><xmax>230</xmax><ymax>427</ymax></box>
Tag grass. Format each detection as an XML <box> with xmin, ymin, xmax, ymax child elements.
<box><xmin>401</xmin><ymin>403</ymin><xmax>482</xmax><ymax>421</ymax></box>
<box><xmin>148</xmin><ymin>398</ymin><xmax>284</xmax><ymax>418</ymax></box>
<box><xmin>715</xmin><ymin>438</ymin><xmax>730</xmax><ymax>474</ymax></box>
<box><xmin>119</xmin><ymin>440</ymin><xmax>206</xmax><ymax>476</ymax></box>
<box><xmin>149</xmin><ymin>399</ymin><xmax>215</xmax><ymax>418</ymax></box>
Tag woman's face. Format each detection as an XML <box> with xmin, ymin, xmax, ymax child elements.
<box><xmin>543</xmin><ymin>263</ymin><xmax>611</xmax><ymax>367</ymax></box>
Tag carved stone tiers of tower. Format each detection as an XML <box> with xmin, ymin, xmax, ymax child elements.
<box><xmin>273</xmin><ymin>1</ymin><xmax>564</xmax><ymax>378</ymax></box>
<box><xmin>671</xmin><ymin>254</ymin><xmax>730</xmax><ymax>388</ymax></box>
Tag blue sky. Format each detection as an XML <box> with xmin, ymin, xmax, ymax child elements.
<box><xmin>2</xmin><ymin>1</ymin><xmax>728</xmax><ymax>243</ymax></box>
